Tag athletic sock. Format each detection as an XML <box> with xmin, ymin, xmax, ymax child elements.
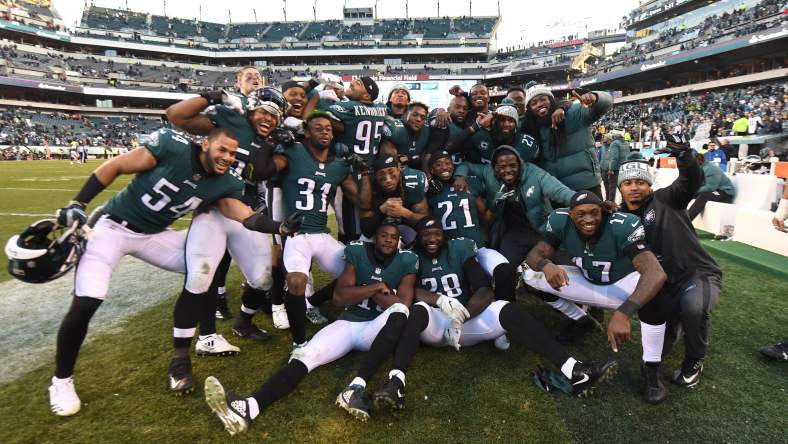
<box><xmin>55</xmin><ymin>296</ymin><xmax>103</xmax><ymax>378</ymax></box>
<box><xmin>270</xmin><ymin>265</ymin><xmax>285</xmax><ymax>306</ymax></box>
<box><xmin>284</xmin><ymin>291</ymin><xmax>308</xmax><ymax>344</ymax></box>
<box><xmin>547</xmin><ymin>299</ymin><xmax>586</xmax><ymax>320</ymax></box>
<box><xmin>640</xmin><ymin>321</ymin><xmax>666</xmax><ymax>362</ymax></box>
<box><xmin>173</xmin><ymin>288</ymin><xmax>203</xmax><ymax>349</ymax></box>
<box><xmin>173</xmin><ymin>347</ymin><xmax>189</xmax><ymax>359</ymax></box>
<box><xmin>199</xmin><ymin>284</ymin><xmax>219</xmax><ymax>336</ymax></box>
<box><xmin>561</xmin><ymin>357</ymin><xmax>578</xmax><ymax>379</ymax></box>
<box><xmin>357</xmin><ymin>312</ymin><xmax>407</xmax><ymax>381</ymax></box>
<box><xmin>392</xmin><ymin>304</ymin><xmax>429</xmax><ymax>372</ymax></box>
<box><xmin>307</xmin><ymin>280</ymin><xmax>336</xmax><ymax>307</ymax></box>
<box><xmin>498</xmin><ymin>302</ymin><xmax>572</xmax><ymax>368</ymax></box>
<box><xmin>251</xmin><ymin>360</ymin><xmax>308</xmax><ymax>413</ymax></box>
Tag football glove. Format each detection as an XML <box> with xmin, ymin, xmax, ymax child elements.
<box><xmin>655</xmin><ymin>130</ymin><xmax>691</xmax><ymax>157</ymax></box>
<box><xmin>436</xmin><ymin>295</ymin><xmax>470</xmax><ymax>324</ymax></box>
<box><xmin>316</xmin><ymin>72</ymin><xmax>342</xmax><ymax>85</ymax></box>
<box><xmin>345</xmin><ymin>153</ymin><xmax>369</xmax><ymax>174</ymax></box>
<box><xmin>282</xmin><ymin>116</ymin><xmax>304</xmax><ymax>132</ymax></box>
<box><xmin>493</xmin><ymin>186</ymin><xmax>518</xmax><ymax>206</ymax></box>
<box><xmin>280</xmin><ymin>210</ymin><xmax>305</xmax><ymax>236</ymax></box>
<box><xmin>56</xmin><ymin>202</ymin><xmax>87</xmax><ymax>228</ymax></box>
<box><xmin>271</xmin><ymin>127</ymin><xmax>295</xmax><ymax>145</ymax></box>
<box><xmin>334</xmin><ymin>143</ymin><xmax>351</xmax><ymax>159</ymax></box>
<box><xmin>444</xmin><ymin>319</ymin><xmax>462</xmax><ymax>351</ymax></box>
<box><xmin>319</xmin><ymin>89</ymin><xmax>340</xmax><ymax>102</ymax></box>
<box><xmin>200</xmin><ymin>90</ymin><xmax>245</xmax><ymax>115</ymax></box>
<box><xmin>427</xmin><ymin>177</ymin><xmax>443</xmax><ymax>196</ymax></box>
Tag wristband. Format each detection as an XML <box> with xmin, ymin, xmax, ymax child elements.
<box><xmin>73</xmin><ymin>173</ymin><xmax>106</xmax><ymax>206</ymax></box>
<box><xmin>776</xmin><ymin>198</ymin><xmax>788</xmax><ymax>222</ymax></box>
<box><xmin>535</xmin><ymin>258</ymin><xmax>552</xmax><ymax>272</ymax></box>
<box><xmin>616</xmin><ymin>299</ymin><xmax>641</xmax><ymax>316</ymax></box>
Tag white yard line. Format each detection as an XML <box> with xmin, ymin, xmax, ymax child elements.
<box><xmin>0</xmin><ymin>256</ymin><xmax>185</xmax><ymax>384</ymax></box>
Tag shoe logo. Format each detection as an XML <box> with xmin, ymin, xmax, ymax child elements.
<box><xmin>231</xmin><ymin>400</ymin><xmax>247</xmax><ymax>417</ymax></box>
<box><xmin>396</xmin><ymin>389</ymin><xmax>404</xmax><ymax>398</ymax></box>
<box><xmin>573</xmin><ymin>374</ymin><xmax>590</xmax><ymax>386</ymax></box>
<box><xmin>682</xmin><ymin>373</ymin><xmax>698</xmax><ymax>383</ymax></box>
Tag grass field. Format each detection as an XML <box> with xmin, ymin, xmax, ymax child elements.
<box><xmin>0</xmin><ymin>160</ymin><xmax>786</xmax><ymax>444</ymax></box>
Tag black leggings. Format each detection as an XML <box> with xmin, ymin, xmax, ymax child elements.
<box><xmin>687</xmin><ymin>191</ymin><xmax>734</xmax><ymax>221</ymax></box>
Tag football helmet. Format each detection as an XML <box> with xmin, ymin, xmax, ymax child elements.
<box><xmin>247</xmin><ymin>87</ymin><xmax>289</xmax><ymax>120</ymax></box>
<box><xmin>5</xmin><ymin>219</ymin><xmax>87</xmax><ymax>284</ymax></box>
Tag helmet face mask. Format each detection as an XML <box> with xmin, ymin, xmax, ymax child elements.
<box><xmin>5</xmin><ymin>219</ymin><xmax>86</xmax><ymax>284</ymax></box>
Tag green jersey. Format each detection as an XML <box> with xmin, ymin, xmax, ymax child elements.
<box><xmin>470</xmin><ymin>129</ymin><xmax>540</xmax><ymax>164</ymax></box>
<box><xmin>542</xmin><ymin>209</ymin><xmax>648</xmax><ymax>285</ymax></box>
<box><xmin>339</xmin><ymin>241</ymin><xmax>419</xmax><ymax>322</ymax></box>
<box><xmin>381</xmin><ymin>117</ymin><xmax>430</xmax><ymax>165</ymax></box>
<box><xmin>323</xmin><ymin>100</ymin><xmax>388</xmax><ymax>162</ymax></box>
<box><xmin>103</xmin><ymin>128</ymin><xmax>244</xmax><ymax>234</ymax></box>
<box><xmin>280</xmin><ymin>143</ymin><xmax>351</xmax><ymax>234</ymax></box>
<box><xmin>428</xmin><ymin>176</ymin><xmax>485</xmax><ymax>246</ymax></box>
<box><xmin>417</xmin><ymin>237</ymin><xmax>479</xmax><ymax>306</ymax></box>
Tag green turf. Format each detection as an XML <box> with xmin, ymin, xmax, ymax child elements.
<box><xmin>697</xmin><ymin>231</ymin><xmax>788</xmax><ymax>280</ymax></box>
<box><xmin>0</xmin><ymin>160</ymin><xmax>786</xmax><ymax>443</ymax></box>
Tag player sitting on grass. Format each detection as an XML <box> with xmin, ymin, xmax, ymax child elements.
<box><xmin>524</xmin><ymin>191</ymin><xmax>669</xmax><ymax>403</ymax></box>
<box><xmin>370</xmin><ymin>217</ymin><xmax>617</xmax><ymax>413</ymax></box>
<box><xmin>203</xmin><ymin>222</ymin><xmax>417</xmax><ymax>435</ymax></box>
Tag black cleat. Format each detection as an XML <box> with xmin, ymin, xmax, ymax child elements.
<box><xmin>759</xmin><ymin>338</ymin><xmax>788</xmax><ymax>362</ymax></box>
<box><xmin>232</xmin><ymin>318</ymin><xmax>271</xmax><ymax>342</ymax></box>
<box><xmin>556</xmin><ymin>316</ymin><xmax>596</xmax><ymax>344</ymax></box>
<box><xmin>571</xmin><ymin>359</ymin><xmax>617</xmax><ymax>398</ymax></box>
<box><xmin>672</xmin><ymin>358</ymin><xmax>703</xmax><ymax>388</ymax></box>
<box><xmin>168</xmin><ymin>357</ymin><xmax>194</xmax><ymax>395</ymax></box>
<box><xmin>336</xmin><ymin>384</ymin><xmax>371</xmax><ymax>421</ymax></box>
<box><xmin>641</xmin><ymin>361</ymin><xmax>667</xmax><ymax>404</ymax></box>
<box><xmin>204</xmin><ymin>376</ymin><xmax>251</xmax><ymax>436</ymax></box>
<box><xmin>373</xmin><ymin>376</ymin><xmax>406</xmax><ymax>411</ymax></box>
<box><xmin>215</xmin><ymin>296</ymin><xmax>232</xmax><ymax>320</ymax></box>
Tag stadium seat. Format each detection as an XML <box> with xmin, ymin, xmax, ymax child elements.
<box><xmin>731</xmin><ymin>207</ymin><xmax>788</xmax><ymax>255</ymax></box>
<box><xmin>730</xmin><ymin>174</ymin><xmax>781</xmax><ymax>211</ymax></box>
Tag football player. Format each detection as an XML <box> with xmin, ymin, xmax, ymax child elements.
<box><xmin>262</xmin><ymin>111</ymin><xmax>363</xmax><ymax>347</ymax></box>
<box><xmin>506</xmin><ymin>86</ymin><xmax>526</xmax><ymax>127</ymax></box>
<box><xmin>618</xmin><ymin>135</ymin><xmax>722</xmax><ymax>389</ymax></box>
<box><xmin>202</xmin><ymin>222</ymin><xmax>417</xmax><ymax>435</ymax></box>
<box><xmin>426</xmin><ymin>151</ymin><xmax>516</xmax><ymax>303</ymax></box>
<box><xmin>305</xmin><ymin>76</ymin><xmax>386</xmax><ymax>243</ymax></box>
<box><xmin>166</xmin><ymin>86</ymin><xmax>288</xmax><ymax>344</ymax></box>
<box><xmin>445</xmin><ymin>103</ymin><xmax>539</xmax><ymax>164</ymax></box>
<box><xmin>45</xmin><ymin>127</ymin><xmax>291</xmax><ymax>416</ymax></box>
<box><xmin>371</xmin><ymin>217</ymin><xmax>616</xmax><ymax>412</ymax></box>
<box><xmin>423</xmin><ymin>95</ymin><xmax>472</xmax><ymax>165</ymax></box>
<box><xmin>524</xmin><ymin>191</ymin><xmax>669</xmax><ymax>403</ymax></box>
<box><xmin>359</xmin><ymin>153</ymin><xmax>428</xmax><ymax>245</ymax></box>
<box><xmin>386</xmin><ymin>83</ymin><xmax>411</xmax><ymax>119</ymax></box>
<box><xmin>379</xmin><ymin>102</ymin><xmax>431</xmax><ymax>169</ymax></box>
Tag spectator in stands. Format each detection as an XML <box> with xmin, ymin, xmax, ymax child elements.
<box><xmin>703</xmin><ymin>141</ymin><xmax>727</xmax><ymax>171</ymax></box>
<box><xmin>747</xmin><ymin>111</ymin><xmax>763</xmax><ymax>135</ymax></box>
<box><xmin>687</xmin><ymin>152</ymin><xmax>736</xmax><ymax>221</ymax></box>
<box><xmin>600</xmin><ymin>132</ymin><xmax>629</xmax><ymax>202</ymax></box>
<box><xmin>523</xmin><ymin>84</ymin><xmax>612</xmax><ymax>198</ymax></box>
<box><xmin>732</xmin><ymin>113</ymin><xmax>749</xmax><ymax>136</ymax></box>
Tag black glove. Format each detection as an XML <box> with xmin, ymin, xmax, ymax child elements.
<box><xmin>427</xmin><ymin>177</ymin><xmax>444</xmax><ymax>196</ymax></box>
<box><xmin>655</xmin><ymin>131</ymin><xmax>691</xmax><ymax>157</ymax></box>
<box><xmin>280</xmin><ymin>210</ymin><xmax>305</xmax><ymax>236</ymax></box>
<box><xmin>345</xmin><ymin>153</ymin><xmax>368</xmax><ymax>174</ymax></box>
<box><xmin>199</xmin><ymin>90</ymin><xmax>224</xmax><ymax>106</ymax></box>
<box><xmin>270</xmin><ymin>127</ymin><xmax>295</xmax><ymax>145</ymax></box>
<box><xmin>334</xmin><ymin>142</ymin><xmax>351</xmax><ymax>159</ymax></box>
<box><xmin>56</xmin><ymin>202</ymin><xmax>87</xmax><ymax>227</ymax></box>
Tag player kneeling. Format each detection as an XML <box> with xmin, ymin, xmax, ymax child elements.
<box><xmin>524</xmin><ymin>191</ymin><xmax>669</xmax><ymax>403</ymax></box>
<box><xmin>203</xmin><ymin>222</ymin><xmax>417</xmax><ymax>435</ymax></box>
<box><xmin>372</xmin><ymin>217</ymin><xmax>616</xmax><ymax>413</ymax></box>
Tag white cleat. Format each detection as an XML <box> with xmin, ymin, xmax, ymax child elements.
<box><xmin>272</xmin><ymin>304</ymin><xmax>290</xmax><ymax>330</ymax></box>
<box><xmin>49</xmin><ymin>376</ymin><xmax>81</xmax><ymax>416</ymax></box>
<box><xmin>204</xmin><ymin>376</ymin><xmax>250</xmax><ymax>436</ymax></box>
<box><xmin>196</xmin><ymin>334</ymin><xmax>240</xmax><ymax>357</ymax></box>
